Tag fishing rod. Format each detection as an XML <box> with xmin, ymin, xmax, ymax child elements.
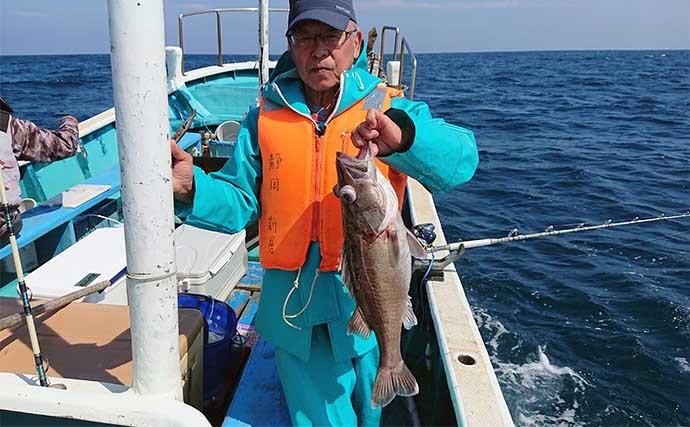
<box><xmin>410</xmin><ymin>211</ymin><xmax>690</xmax><ymax>278</ymax></box>
<box><xmin>430</xmin><ymin>211</ymin><xmax>690</xmax><ymax>253</ymax></box>
<box><xmin>0</xmin><ymin>279</ymin><xmax>110</xmax><ymax>332</ymax></box>
<box><xmin>0</xmin><ymin>171</ymin><xmax>49</xmax><ymax>387</ymax></box>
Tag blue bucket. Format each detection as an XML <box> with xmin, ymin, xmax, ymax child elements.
<box><xmin>178</xmin><ymin>293</ymin><xmax>238</xmax><ymax>408</ymax></box>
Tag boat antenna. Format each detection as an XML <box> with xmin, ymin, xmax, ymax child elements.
<box><xmin>0</xmin><ymin>171</ymin><xmax>49</xmax><ymax>387</ymax></box>
<box><xmin>430</xmin><ymin>211</ymin><xmax>690</xmax><ymax>253</ymax></box>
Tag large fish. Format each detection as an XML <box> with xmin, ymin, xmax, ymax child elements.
<box><xmin>335</xmin><ymin>142</ymin><xmax>427</xmax><ymax>408</ymax></box>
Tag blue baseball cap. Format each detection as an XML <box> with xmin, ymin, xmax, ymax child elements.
<box><xmin>287</xmin><ymin>0</ymin><xmax>357</xmax><ymax>33</ymax></box>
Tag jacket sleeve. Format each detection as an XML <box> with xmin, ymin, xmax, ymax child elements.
<box><xmin>175</xmin><ymin>108</ymin><xmax>262</xmax><ymax>234</ymax></box>
<box><xmin>11</xmin><ymin>115</ymin><xmax>81</xmax><ymax>162</ymax></box>
<box><xmin>381</xmin><ymin>97</ymin><xmax>478</xmax><ymax>194</ymax></box>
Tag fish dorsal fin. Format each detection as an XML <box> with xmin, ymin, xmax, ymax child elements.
<box><xmin>405</xmin><ymin>228</ymin><xmax>428</xmax><ymax>260</ymax></box>
<box><xmin>403</xmin><ymin>295</ymin><xmax>418</xmax><ymax>330</ymax></box>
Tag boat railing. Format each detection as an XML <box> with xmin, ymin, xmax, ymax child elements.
<box><xmin>178</xmin><ymin>6</ymin><xmax>288</xmax><ymax>75</ymax></box>
<box><xmin>377</xmin><ymin>26</ymin><xmax>418</xmax><ymax>100</ymax></box>
<box><xmin>378</xmin><ymin>26</ymin><xmax>400</xmax><ymax>64</ymax></box>
<box><xmin>399</xmin><ymin>37</ymin><xmax>418</xmax><ymax>100</ymax></box>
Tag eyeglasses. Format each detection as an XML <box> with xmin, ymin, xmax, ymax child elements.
<box><xmin>287</xmin><ymin>30</ymin><xmax>356</xmax><ymax>50</ymax></box>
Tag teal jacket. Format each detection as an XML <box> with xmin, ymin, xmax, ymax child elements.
<box><xmin>177</xmin><ymin>45</ymin><xmax>478</xmax><ymax>362</ymax></box>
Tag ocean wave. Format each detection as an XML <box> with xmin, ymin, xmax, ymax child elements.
<box><xmin>674</xmin><ymin>357</ymin><xmax>690</xmax><ymax>373</ymax></box>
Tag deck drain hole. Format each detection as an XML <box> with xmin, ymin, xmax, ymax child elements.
<box><xmin>457</xmin><ymin>353</ymin><xmax>476</xmax><ymax>366</ymax></box>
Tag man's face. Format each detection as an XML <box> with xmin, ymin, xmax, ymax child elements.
<box><xmin>288</xmin><ymin>20</ymin><xmax>362</xmax><ymax>94</ymax></box>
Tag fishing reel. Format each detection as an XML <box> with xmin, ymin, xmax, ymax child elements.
<box><xmin>411</xmin><ymin>223</ymin><xmax>465</xmax><ymax>282</ymax></box>
<box><xmin>412</xmin><ymin>223</ymin><xmax>436</xmax><ymax>247</ymax></box>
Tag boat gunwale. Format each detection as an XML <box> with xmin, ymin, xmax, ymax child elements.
<box><xmin>406</xmin><ymin>178</ymin><xmax>514</xmax><ymax>426</ymax></box>
<box><xmin>76</xmin><ymin>59</ymin><xmax>277</xmax><ymax>140</ymax></box>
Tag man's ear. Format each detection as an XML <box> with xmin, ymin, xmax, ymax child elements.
<box><xmin>353</xmin><ymin>30</ymin><xmax>363</xmax><ymax>59</ymax></box>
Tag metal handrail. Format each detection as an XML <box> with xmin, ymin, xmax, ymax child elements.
<box><xmin>378</xmin><ymin>25</ymin><xmax>400</xmax><ymax>67</ymax></box>
<box><xmin>178</xmin><ymin>7</ymin><xmax>288</xmax><ymax>75</ymax></box>
<box><xmin>398</xmin><ymin>37</ymin><xmax>418</xmax><ymax>100</ymax></box>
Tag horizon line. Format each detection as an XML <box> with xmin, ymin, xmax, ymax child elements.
<box><xmin>1</xmin><ymin>47</ymin><xmax>688</xmax><ymax>57</ymax></box>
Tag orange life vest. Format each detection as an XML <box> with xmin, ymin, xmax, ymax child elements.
<box><xmin>257</xmin><ymin>85</ymin><xmax>407</xmax><ymax>271</ymax></box>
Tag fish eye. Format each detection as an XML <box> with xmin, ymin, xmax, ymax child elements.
<box><xmin>339</xmin><ymin>185</ymin><xmax>357</xmax><ymax>204</ymax></box>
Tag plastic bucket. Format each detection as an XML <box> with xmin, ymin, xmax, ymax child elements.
<box><xmin>178</xmin><ymin>293</ymin><xmax>238</xmax><ymax>408</ymax></box>
<box><xmin>215</xmin><ymin>120</ymin><xmax>240</xmax><ymax>142</ymax></box>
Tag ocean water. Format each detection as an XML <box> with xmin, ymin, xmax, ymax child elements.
<box><xmin>1</xmin><ymin>50</ymin><xmax>689</xmax><ymax>426</ymax></box>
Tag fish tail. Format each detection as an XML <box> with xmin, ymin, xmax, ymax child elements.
<box><xmin>371</xmin><ymin>361</ymin><xmax>419</xmax><ymax>408</ymax></box>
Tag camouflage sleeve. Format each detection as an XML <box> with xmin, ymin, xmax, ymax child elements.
<box><xmin>11</xmin><ymin>115</ymin><xmax>81</xmax><ymax>163</ymax></box>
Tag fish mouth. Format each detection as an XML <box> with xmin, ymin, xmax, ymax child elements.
<box><xmin>336</xmin><ymin>151</ymin><xmax>370</xmax><ymax>183</ymax></box>
<box><xmin>335</xmin><ymin>142</ymin><xmax>375</xmax><ymax>197</ymax></box>
<box><xmin>335</xmin><ymin>141</ymin><xmax>373</xmax><ymax>176</ymax></box>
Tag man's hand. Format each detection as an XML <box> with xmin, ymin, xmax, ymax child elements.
<box><xmin>351</xmin><ymin>109</ymin><xmax>403</xmax><ymax>157</ymax></box>
<box><xmin>171</xmin><ymin>140</ymin><xmax>195</xmax><ymax>204</ymax></box>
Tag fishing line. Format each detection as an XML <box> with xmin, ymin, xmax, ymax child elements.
<box><xmin>431</xmin><ymin>211</ymin><xmax>690</xmax><ymax>253</ymax></box>
<box><xmin>0</xmin><ymin>170</ymin><xmax>49</xmax><ymax>387</ymax></box>
<box><xmin>418</xmin><ymin>250</ymin><xmax>435</xmax><ymax>333</ymax></box>
<box><xmin>411</xmin><ymin>242</ymin><xmax>438</xmax><ymax>374</ymax></box>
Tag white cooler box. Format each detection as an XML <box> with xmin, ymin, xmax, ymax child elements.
<box><xmin>173</xmin><ymin>224</ymin><xmax>247</xmax><ymax>301</ymax></box>
<box><xmin>24</xmin><ymin>225</ymin><xmax>247</xmax><ymax>305</ymax></box>
<box><xmin>24</xmin><ymin>227</ymin><xmax>128</xmax><ymax>304</ymax></box>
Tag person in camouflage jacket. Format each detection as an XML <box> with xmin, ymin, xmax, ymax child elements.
<box><xmin>0</xmin><ymin>96</ymin><xmax>82</xmax><ymax>244</ymax></box>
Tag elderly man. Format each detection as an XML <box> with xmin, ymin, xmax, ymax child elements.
<box><xmin>171</xmin><ymin>0</ymin><xmax>479</xmax><ymax>424</ymax></box>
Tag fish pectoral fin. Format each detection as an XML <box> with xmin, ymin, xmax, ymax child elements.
<box><xmin>403</xmin><ymin>295</ymin><xmax>418</xmax><ymax>330</ymax></box>
<box><xmin>347</xmin><ymin>306</ymin><xmax>372</xmax><ymax>339</ymax></box>
<box><xmin>388</xmin><ymin>228</ymin><xmax>402</xmax><ymax>264</ymax></box>
<box><xmin>406</xmin><ymin>228</ymin><xmax>428</xmax><ymax>260</ymax></box>
<box><xmin>340</xmin><ymin>249</ymin><xmax>354</xmax><ymax>296</ymax></box>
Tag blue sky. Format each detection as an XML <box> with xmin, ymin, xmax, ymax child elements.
<box><xmin>0</xmin><ymin>0</ymin><xmax>688</xmax><ymax>55</ymax></box>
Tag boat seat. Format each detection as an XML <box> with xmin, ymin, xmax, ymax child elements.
<box><xmin>0</xmin><ymin>297</ymin><xmax>205</xmax><ymax>409</ymax></box>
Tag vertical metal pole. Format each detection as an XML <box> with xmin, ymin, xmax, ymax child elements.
<box><xmin>178</xmin><ymin>14</ymin><xmax>186</xmax><ymax>74</ymax></box>
<box><xmin>107</xmin><ymin>0</ymin><xmax>182</xmax><ymax>400</ymax></box>
<box><xmin>399</xmin><ymin>39</ymin><xmax>406</xmax><ymax>93</ymax></box>
<box><xmin>259</xmin><ymin>0</ymin><xmax>270</xmax><ymax>85</ymax></box>
<box><xmin>400</xmin><ymin>38</ymin><xmax>417</xmax><ymax>100</ymax></box>
<box><xmin>216</xmin><ymin>10</ymin><xmax>223</xmax><ymax>66</ymax></box>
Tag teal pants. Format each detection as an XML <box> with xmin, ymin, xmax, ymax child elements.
<box><xmin>274</xmin><ymin>325</ymin><xmax>382</xmax><ymax>426</ymax></box>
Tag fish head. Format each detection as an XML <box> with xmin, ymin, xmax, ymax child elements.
<box><xmin>335</xmin><ymin>142</ymin><xmax>395</xmax><ymax>235</ymax></box>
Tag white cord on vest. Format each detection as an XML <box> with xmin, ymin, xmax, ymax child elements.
<box><xmin>282</xmin><ymin>267</ymin><xmax>320</xmax><ymax>330</ymax></box>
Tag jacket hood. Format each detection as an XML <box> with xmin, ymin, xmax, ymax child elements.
<box><xmin>262</xmin><ymin>39</ymin><xmax>380</xmax><ymax>118</ymax></box>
